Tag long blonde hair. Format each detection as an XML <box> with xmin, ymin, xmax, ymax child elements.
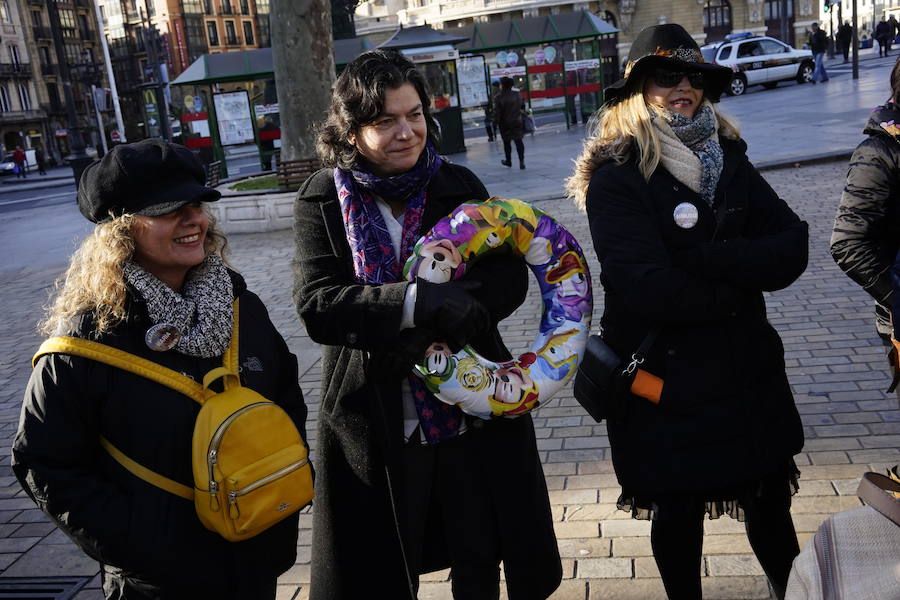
<box><xmin>566</xmin><ymin>81</ymin><xmax>741</xmax><ymax>210</ymax></box>
<box><xmin>40</xmin><ymin>208</ymin><xmax>229</xmax><ymax>336</ymax></box>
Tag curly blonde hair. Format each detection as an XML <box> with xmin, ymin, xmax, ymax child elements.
<box><xmin>565</xmin><ymin>81</ymin><xmax>741</xmax><ymax>211</ymax></box>
<box><xmin>40</xmin><ymin>208</ymin><xmax>229</xmax><ymax>336</ymax></box>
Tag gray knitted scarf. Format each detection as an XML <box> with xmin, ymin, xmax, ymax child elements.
<box><xmin>123</xmin><ymin>253</ymin><xmax>234</xmax><ymax>358</ymax></box>
<box><xmin>664</xmin><ymin>104</ymin><xmax>724</xmax><ymax>206</ymax></box>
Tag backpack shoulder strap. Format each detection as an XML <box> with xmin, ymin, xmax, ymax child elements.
<box><xmin>33</xmin><ymin>337</ymin><xmax>209</xmax><ymax>404</ymax></box>
<box><xmin>222</xmin><ymin>298</ymin><xmax>239</xmax><ymax>387</ymax></box>
<box><xmin>99</xmin><ymin>436</ymin><xmax>194</xmax><ymax>500</ymax></box>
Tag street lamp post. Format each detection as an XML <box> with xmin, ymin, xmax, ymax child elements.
<box><xmin>44</xmin><ymin>0</ymin><xmax>94</xmax><ymax>185</ymax></box>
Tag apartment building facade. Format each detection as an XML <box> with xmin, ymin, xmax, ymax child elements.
<box><xmin>98</xmin><ymin>0</ymin><xmax>269</xmax><ymax>142</ymax></box>
<box><xmin>3</xmin><ymin>0</ymin><xmax>107</xmax><ymax>162</ymax></box>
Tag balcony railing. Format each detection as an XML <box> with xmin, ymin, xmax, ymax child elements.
<box><xmin>26</xmin><ymin>0</ymin><xmax>43</xmax><ymax>5</ymax></box>
<box><xmin>32</xmin><ymin>26</ymin><xmax>52</xmax><ymax>39</ymax></box>
<box><xmin>0</xmin><ymin>62</ymin><xmax>33</xmax><ymax>78</ymax></box>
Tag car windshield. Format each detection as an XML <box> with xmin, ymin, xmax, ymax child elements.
<box><xmin>1</xmin><ymin>154</ymin><xmax>13</xmax><ymax>162</ymax></box>
<box><xmin>701</xmin><ymin>47</ymin><xmax>718</xmax><ymax>62</ymax></box>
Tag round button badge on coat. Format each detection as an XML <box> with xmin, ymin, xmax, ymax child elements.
<box><xmin>145</xmin><ymin>323</ymin><xmax>181</xmax><ymax>351</ymax></box>
<box><xmin>673</xmin><ymin>202</ymin><xmax>699</xmax><ymax>229</ymax></box>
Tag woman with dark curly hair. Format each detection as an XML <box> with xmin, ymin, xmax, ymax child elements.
<box><xmin>292</xmin><ymin>50</ymin><xmax>561</xmax><ymax>599</ymax></box>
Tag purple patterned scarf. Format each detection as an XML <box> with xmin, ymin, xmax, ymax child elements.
<box><xmin>334</xmin><ymin>142</ymin><xmax>463</xmax><ymax>444</ymax></box>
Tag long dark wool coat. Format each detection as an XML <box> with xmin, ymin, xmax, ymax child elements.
<box><xmin>585</xmin><ymin>137</ymin><xmax>808</xmax><ymax>497</ymax></box>
<box><xmin>292</xmin><ymin>163</ymin><xmax>562</xmax><ymax>599</ymax></box>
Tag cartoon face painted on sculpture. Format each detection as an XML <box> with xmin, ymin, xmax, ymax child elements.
<box><xmin>546</xmin><ymin>251</ymin><xmax>591</xmax><ymax>323</ymax></box>
<box><xmin>489</xmin><ymin>359</ymin><xmax>540</xmax><ymax>415</ymax></box>
<box><xmin>534</xmin><ymin>329</ymin><xmax>581</xmax><ymax>381</ymax></box>
<box><xmin>424</xmin><ymin>342</ymin><xmax>454</xmax><ymax>377</ymax></box>
<box><xmin>415</xmin><ymin>239</ymin><xmax>464</xmax><ymax>283</ymax></box>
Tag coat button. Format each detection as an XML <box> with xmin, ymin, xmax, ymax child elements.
<box><xmin>472</xmin><ymin>419</ymin><xmax>484</xmax><ymax>429</ymax></box>
<box><xmin>667</xmin><ymin>349</ymin><xmax>676</xmax><ymax>356</ymax></box>
<box><xmin>347</xmin><ymin>332</ymin><xmax>358</xmax><ymax>344</ymax></box>
<box><xmin>673</xmin><ymin>185</ymin><xmax>679</xmax><ymax>191</ymax></box>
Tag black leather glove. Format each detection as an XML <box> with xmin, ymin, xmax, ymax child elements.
<box><xmin>414</xmin><ymin>278</ymin><xmax>490</xmax><ymax>352</ymax></box>
<box><xmin>366</xmin><ymin>327</ymin><xmax>435</xmax><ymax>383</ymax></box>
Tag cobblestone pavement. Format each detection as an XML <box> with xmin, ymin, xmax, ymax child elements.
<box><xmin>0</xmin><ymin>155</ymin><xmax>898</xmax><ymax>599</ymax></box>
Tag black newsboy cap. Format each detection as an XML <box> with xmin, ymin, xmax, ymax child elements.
<box><xmin>77</xmin><ymin>139</ymin><xmax>221</xmax><ymax>223</ymax></box>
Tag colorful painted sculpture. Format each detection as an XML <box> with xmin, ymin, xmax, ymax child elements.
<box><xmin>404</xmin><ymin>198</ymin><xmax>593</xmax><ymax>418</ymax></box>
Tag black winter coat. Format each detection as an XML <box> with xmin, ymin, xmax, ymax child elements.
<box><xmin>493</xmin><ymin>89</ymin><xmax>525</xmax><ymax>139</ymax></box>
<box><xmin>292</xmin><ymin>163</ymin><xmax>561</xmax><ymax>599</ymax></box>
<box><xmin>12</xmin><ymin>271</ymin><xmax>306</xmax><ymax>590</ymax></box>
<box><xmin>586</xmin><ymin>137</ymin><xmax>808</xmax><ymax>495</ymax></box>
<box><xmin>831</xmin><ymin>103</ymin><xmax>900</xmax><ymax>336</ymax></box>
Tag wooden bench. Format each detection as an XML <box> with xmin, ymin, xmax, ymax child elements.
<box><xmin>205</xmin><ymin>160</ymin><xmax>223</xmax><ymax>188</ymax></box>
<box><xmin>276</xmin><ymin>156</ymin><xmax>321</xmax><ymax>190</ymax></box>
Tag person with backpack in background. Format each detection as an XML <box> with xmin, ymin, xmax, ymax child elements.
<box><xmin>876</xmin><ymin>19</ymin><xmax>891</xmax><ymax>57</ymax></box>
<box><xmin>12</xmin><ymin>139</ymin><xmax>309</xmax><ymax>599</ymax></box>
<box><xmin>832</xmin><ymin>58</ymin><xmax>900</xmax><ymax>408</ymax></box>
<box><xmin>493</xmin><ymin>76</ymin><xmax>527</xmax><ymax>169</ymax></box>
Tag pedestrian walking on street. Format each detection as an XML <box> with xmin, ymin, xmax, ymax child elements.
<box><xmin>837</xmin><ymin>21</ymin><xmax>853</xmax><ymax>63</ymax></box>
<box><xmin>876</xmin><ymin>19</ymin><xmax>891</xmax><ymax>57</ymax></box>
<box><xmin>12</xmin><ymin>146</ymin><xmax>26</xmax><ymax>178</ymax></box>
<box><xmin>294</xmin><ymin>49</ymin><xmax>561</xmax><ymax>600</ymax></box>
<box><xmin>34</xmin><ymin>146</ymin><xmax>46</xmax><ymax>175</ymax></box>
<box><xmin>831</xmin><ymin>58</ymin><xmax>900</xmax><ymax>406</ymax></box>
<box><xmin>483</xmin><ymin>93</ymin><xmax>495</xmax><ymax>141</ymax></box>
<box><xmin>567</xmin><ymin>24</ymin><xmax>809</xmax><ymax>600</ymax></box>
<box><xmin>493</xmin><ymin>76</ymin><xmax>527</xmax><ymax>169</ymax></box>
<box><xmin>889</xmin><ymin>15</ymin><xmax>899</xmax><ymax>53</ymax></box>
<box><xmin>809</xmin><ymin>22</ymin><xmax>830</xmax><ymax>83</ymax></box>
<box><xmin>11</xmin><ymin>139</ymin><xmax>309</xmax><ymax>600</ymax></box>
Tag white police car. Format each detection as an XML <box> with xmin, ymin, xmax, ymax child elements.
<box><xmin>700</xmin><ymin>32</ymin><xmax>815</xmax><ymax>96</ymax></box>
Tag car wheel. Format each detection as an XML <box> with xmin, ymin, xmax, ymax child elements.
<box><xmin>797</xmin><ymin>62</ymin><xmax>814</xmax><ymax>83</ymax></box>
<box><xmin>762</xmin><ymin>81</ymin><xmax>778</xmax><ymax>89</ymax></box>
<box><xmin>727</xmin><ymin>74</ymin><xmax>747</xmax><ymax>96</ymax></box>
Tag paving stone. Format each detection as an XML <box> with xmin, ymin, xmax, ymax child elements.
<box><xmin>706</xmin><ymin>554</ymin><xmax>766</xmax><ymax>576</ymax></box>
<box><xmin>702</xmin><ymin>534</ymin><xmax>754</xmax><ymax>554</ymax></box>
<box><xmin>575</xmin><ymin>557</ymin><xmax>632</xmax><ymax>579</ymax></box>
<box><xmin>611</xmin><ymin>536</ymin><xmax>653</xmax><ymax>557</ymax></box>
<box><xmin>586</xmin><ymin>577</ymin><xmax>667</xmax><ymax>599</ymax></box>
<box><xmin>557</xmin><ymin>537</ymin><xmax>612</xmax><ymax>559</ymax></box>
<box><xmin>794</xmin><ymin>479</ymin><xmax>837</xmax><ymax>496</ymax></box>
<box><xmin>702</xmin><ymin>576</ymin><xmax>773</xmax><ymax>599</ymax></box>
<box><xmin>554</xmin><ymin>521</ymin><xmax>600</xmax><ymax>539</ymax></box>
<box><xmin>790</xmin><ymin>495</ymin><xmax>862</xmax><ymax>513</ymax></box>
<box><xmin>601</xmin><ymin>520</ymin><xmax>651</xmax><ymax>538</ymax></box>
<box><xmin>565</xmin><ymin>474</ymin><xmax>619</xmax><ymax>489</ymax></box>
<box><xmin>2</xmin><ymin>542</ymin><xmax>98</xmax><ymax>576</ymax></box>
<box><xmin>565</xmin><ymin>503</ymin><xmax>623</xmax><ymax>522</ymax></box>
<box><xmin>549</xmin><ymin>489</ymin><xmax>599</xmax><ymax>505</ymax></box>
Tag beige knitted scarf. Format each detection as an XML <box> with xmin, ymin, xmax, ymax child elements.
<box><xmin>651</xmin><ymin>104</ymin><xmax>720</xmax><ymax>201</ymax></box>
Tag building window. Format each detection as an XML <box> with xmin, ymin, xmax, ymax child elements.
<box><xmin>183</xmin><ymin>0</ymin><xmax>202</xmax><ymax>12</ymax></box>
<box><xmin>59</xmin><ymin>8</ymin><xmax>78</xmax><ymax>38</ymax></box>
<box><xmin>31</xmin><ymin>11</ymin><xmax>42</xmax><ymax>27</ymax></box>
<box><xmin>47</xmin><ymin>83</ymin><xmax>61</xmax><ymax>112</ymax></box>
<box><xmin>206</xmin><ymin>21</ymin><xmax>219</xmax><ymax>45</ymax></box>
<box><xmin>242</xmin><ymin>21</ymin><xmax>254</xmax><ymax>45</ymax></box>
<box><xmin>204</xmin><ymin>0</ymin><xmax>213</xmax><ymax>15</ymax></box>
<box><xmin>8</xmin><ymin>44</ymin><xmax>20</xmax><ymax>65</ymax></box>
<box><xmin>240</xmin><ymin>0</ymin><xmax>249</xmax><ymax>14</ymax></box>
<box><xmin>225</xmin><ymin>20</ymin><xmax>237</xmax><ymax>44</ymax></box>
<box><xmin>221</xmin><ymin>0</ymin><xmax>232</xmax><ymax>14</ymax></box>
<box><xmin>0</xmin><ymin>85</ymin><xmax>9</xmax><ymax>112</ymax></box>
<box><xmin>184</xmin><ymin>15</ymin><xmax>208</xmax><ymax>60</ymax></box>
<box><xmin>18</xmin><ymin>84</ymin><xmax>31</xmax><ymax>111</ymax></box>
<box><xmin>0</xmin><ymin>1</ymin><xmax>10</xmax><ymax>24</ymax></box>
<box><xmin>255</xmin><ymin>0</ymin><xmax>269</xmax><ymax>14</ymax></box>
<box><xmin>39</xmin><ymin>46</ymin><xmax>51</xmax><ymax>65</ymax></box>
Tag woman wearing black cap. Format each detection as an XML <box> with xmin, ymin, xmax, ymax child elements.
<box><xmin>12</xmin><ymin>139</ymin><xmax>308</xmax><ymax>599</ymax></box>
<box><xmin>567</xmin><ymin>24</ymin><xmax>808</xmax><ymax>599</ymax></box>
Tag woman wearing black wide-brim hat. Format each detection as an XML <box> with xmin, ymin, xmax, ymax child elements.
<box><xmin>567</xmin><ymin>24</ymin><xmax>809</xmax><ymax>599</ymax></box>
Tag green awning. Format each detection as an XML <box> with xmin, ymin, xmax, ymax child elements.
<box><xmin>454</xmin><ymin>11</ymin><xmax>618</xmax><ymax>52</ymax></box>
<box><xmin>171</xmin><ymin>38</ymin><xmax>376</xmax><ymax>86</ymax></box>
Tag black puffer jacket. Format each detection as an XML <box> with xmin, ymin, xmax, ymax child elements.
<box><xmin>831</xmin><ymin>103</ymin><xmax>900</xmax><ymax>336</ymax></box>
<box><xmin>586</xmin><ymin>136</ymin><xmax>808</xmax><ymax>495</ymax></box>
<box><xmin>12</xmin><ymin>270</ymin><xmax>306</xmax><ymax>590</ymax></box>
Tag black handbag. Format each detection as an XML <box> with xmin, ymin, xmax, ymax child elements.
<box><xmin>573</xmin><ymin>328</ymin><xmax>659</xmax><ymax>423</ymax></box>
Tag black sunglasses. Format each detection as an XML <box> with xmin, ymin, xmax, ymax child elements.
<box><xmin>651</xmin><ymin>68</ymin><xmax>705</xmax><ymax>89</ymax></box>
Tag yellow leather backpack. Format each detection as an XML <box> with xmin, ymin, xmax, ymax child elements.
<box><xmin>33</xmin><ymin>299</ymin><xmax>314</xmax><ymax>542</ymax></box>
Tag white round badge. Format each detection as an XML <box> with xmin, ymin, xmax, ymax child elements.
<box><xmin>673</xmin><ymin>202</ymin><xmax>699</xmax><ymax>229</ymax></box>
<box><xmin>145</xmin><ymin>323</ymin><xmax>181</xmax><ymax>352</ymax></box>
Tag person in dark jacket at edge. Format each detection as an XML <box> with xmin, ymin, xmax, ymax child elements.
<box><xmin>12</xmin><ymin>139</ymin><xmax>307</xmax><ymax>599</ymax></box>
<box><xmin>292</xmin><ymin>50</ymin><xmax>561</xmax><ymax>600</ymax></box>
<box><xmin>493</xmin><ymin>76</ymin><xmax>527</xmax><ymax>169</ymax></box>
<box><xmin>831</xmin><ymin>58</ymin><xmax>900</xmax><ymax>406</ymax></box>
<box><xmin>566</xmin><ymin>24</ymin><xmax>809</xmax><ymax>600</ymax></box>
